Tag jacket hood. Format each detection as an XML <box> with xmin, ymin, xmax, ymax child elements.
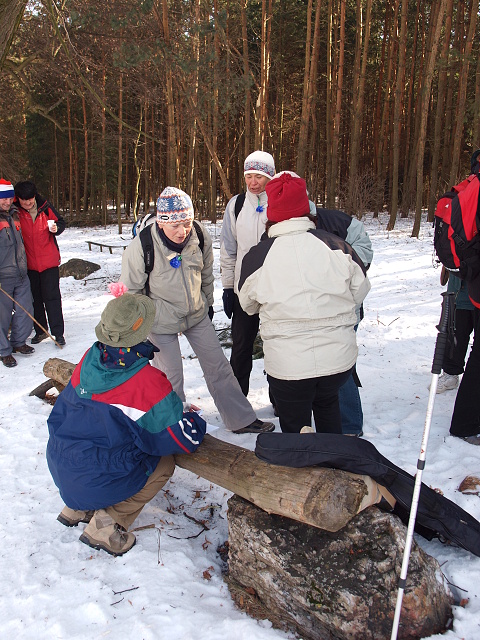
<box><xmin>78</xmin><ymin>344</ymin><xmax>148</xmax><ymax>395</ymax></box>
<box><xmin>267</xmin><ymin>217</ymin><xmax>315</xmax><ymax>238</ymax></box>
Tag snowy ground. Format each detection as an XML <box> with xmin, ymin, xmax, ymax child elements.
<box><xmin>1</xmin><ymin>213</ymin><xmax>479</xmax><ymax>640</ymax></box>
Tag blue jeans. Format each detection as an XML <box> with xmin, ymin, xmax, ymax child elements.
<box><xmin>339</xmin><ymin>323</ymin><xmax>363</xmax><ymax>436</ymax></box>
<box><xmin>339</xmin><ymin>371</ymin><xmax>363</xmax><ymax>435</ymax></box>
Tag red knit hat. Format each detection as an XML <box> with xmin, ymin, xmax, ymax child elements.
<box><xmin>266</xmin><ymin>172</ymin><xmax>310</xmax><ymax>222</ymax></box>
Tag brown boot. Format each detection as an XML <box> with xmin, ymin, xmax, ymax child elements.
<box><xmin>79</xmin><ymin>509</ymin><xmax>136</xmax><ymax>556</ymax></box>
<box><xmin>57</xmin><ymin>506</ymin><xmax>94</xmax><ymax>527</ymax></box>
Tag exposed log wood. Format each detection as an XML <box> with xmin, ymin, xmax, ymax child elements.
<box><xmin>43</xmin><ymin>358</ymin><xmax>76</xmax><ymax>387</ymax></box>
<box><xmin>42</xmin><ymin>357</ymin><xmax>379</xmax><ymax>532</ymax></box>
<box><xmin>29</xmin><ymin>379</ymin><xmax>56</xmax><ymax>399</ymax></box>
<box><xmin>175</xmin><ymin>434</ymin><xmax>370</xmax><ymax>532</ymax></box>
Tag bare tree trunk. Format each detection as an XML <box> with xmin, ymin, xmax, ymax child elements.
<box><xmin>0</xmin><ymin>0</ymin><xmax>26</xmax><ymax>69</ymax></box>
<box><xmin>162</xmin><ymin>0</ymin><xmax>177</xmax><ymax>186</ymax></box>
<box><xmin>82</xmin><ymin>95</ymin><xmax>89</xmax><ymax>216</ymax></box>
<box><xmin>66</xmin><ymin>93</ymin><xmax>74</xmax><ymax>221</ymax></box>
<box><xmin>448</xmin><ymin>0</ymin><xmax>478</xmax><ymax>186</ymax></box>
<box><xmin>348</xmin><ymin>0</ymin><xmax>373</xmax><ymax>208</ymax></box>
<box><xmin>428</xmin><ymin>0</ymin><xmax>454</xmax><ymax>221</ymax></box>
<box><xmin>116</xmin><ymin>72</ymin><xmax>123</xmax><ymax>234</ymax></box>
<box><xmin>387</xmin><ymin>0</ymin><xmax>409</xmax><ymax>231</ymax></box>
<box><xmin>329</xmin><ymin>0</ymin><xmax>345</xmax><ymax>205</ymax></box>
<box><xmin>101</xmin><ymin>65</ymin><xmax>107</xmax><ymax>227</ymax></box>
<box><xmin>412</xmin><ymin>0</ymin><xmax>447</xmax><ymax>238</ymax></box>
<box><xmin>376</xmin><ymin>0</ymin><xmax>399</xmax><ymax>217</ymax></box>
<box><xmin>241</xmin><ymin>0</ymin><xmax>251</xmax><ymax>158</ymax></box>
<box><xmin>473</xmin><ymin>51</ymin><xmax>480</xmax><ymax>147</ymax></box>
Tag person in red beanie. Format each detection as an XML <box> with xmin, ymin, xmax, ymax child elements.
<box><xmin>237</xmin><ymin>172</ymin><xmax>371</xmax><ymax>434</ymax></box>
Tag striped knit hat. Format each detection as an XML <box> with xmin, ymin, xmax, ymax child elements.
<box><xmin>0</xmin><ymin>179</ymin><xmax>14</xmax><ymax>199</ymax></box>
<box><xmin>156</xmin><ymin>187</ymin><xmax>194</xmax><ymax>224</ymax></box>
<box><xmin>244</xmin><ymin>151</ymin><xmax>276</xmax><ymax>180</ymax></box>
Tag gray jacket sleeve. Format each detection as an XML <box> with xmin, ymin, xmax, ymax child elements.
<box><xmin>346</xmin><ymin>218</ymin><xmax>373</xmax><ymax>268</ymax></box>
<box><xmin>219</xmin><ymin>196</ymin><xmax>239</xmax><ymax>289</ymax></box>
<box><xmin>199</xmin><ymin>223</ymin><xmax>215</xmax><ymax>306</ymax></box>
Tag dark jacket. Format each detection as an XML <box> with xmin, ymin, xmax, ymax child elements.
<box><xmin>0</xmin><ymin>210</ymin><xmax>28</xmax><ymax>279</ymax></box>
<box><xmin>46</xmin><ymin>344</ymin><xmax>206</xmax><ymax>510</ymax></box>
<box><xmin>14</xmin><ymin>195</ymin><xmax>66</xmax><ymax>272</ymax></box>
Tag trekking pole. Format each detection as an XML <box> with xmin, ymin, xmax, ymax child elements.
<box><xmin>390</xmin><ymin>291</ymin><xmax>455</xmax><ymax>640</ymax></box>
<box><xmin>0</xmin><ymin>284</ymin><xmax>62</xmax><ymax>347</ymax></box>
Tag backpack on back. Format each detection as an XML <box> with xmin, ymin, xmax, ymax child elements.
<box><xmin>433</xmin><ymin>151</ymin><xmax>480</xmax><ymax>304</ymax></box>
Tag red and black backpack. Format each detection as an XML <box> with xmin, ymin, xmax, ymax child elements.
<box><xmin>434</xmin><ymin>151</ymin><xmax>480</xmax><ymax>298</ymax></box>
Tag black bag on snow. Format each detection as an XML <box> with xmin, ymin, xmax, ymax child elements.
<box><xmin>255</xmin><ymin>432</ymin><xmax>480</xmax><ymax>557</ymax></box>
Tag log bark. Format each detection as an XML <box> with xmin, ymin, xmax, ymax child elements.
<box><xmin>175</xmin><ymin>434</ymin><xmax>370</xmax><ymax>532</ymax></box>
<box><xmin>42</xmin><ymin>357</ymin><xmax>376</xmax><ymax>532</ymax></box>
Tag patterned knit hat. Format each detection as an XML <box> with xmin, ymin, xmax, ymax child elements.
<box><xmin>266</xmin><ymin>172</ymin><xmax>310</xmax><ymax>222</ymax></box>
<box><xmin>244</xmin><ymin>151</ymin><xmax>276</xmax><ymax>180</ymax></box>
<box><xmin>156</xmin><ymin>187</ymin><xmax>194</xmax><ymax>224</ymax></box>
<box><xmin>95</xmin><ymin>293</ymin><xmax>156</xmax><ymax>347</ymax></box>
<box><xmin>0</xmin><ymin>179</ymin><xmax>14</xmax><ymax>199</ymax></box>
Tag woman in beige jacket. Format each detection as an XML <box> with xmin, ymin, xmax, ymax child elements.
<box><xmin>121</xmin><ymin>187</ymin><xmax>274</xmax><ymax>435</ymax></box>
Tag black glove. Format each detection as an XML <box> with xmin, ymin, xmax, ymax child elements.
<box><xmin>208</xmin><ymin>306</ymin><xmax>214</xmax><ymax>321</ymax></box>
<box><xmin>222</xmin><ymin>288</ymin><xmax>234</xmax><ymax>319</ymax></box>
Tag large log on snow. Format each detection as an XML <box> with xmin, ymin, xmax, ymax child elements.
<box><xmin>175</xmin><ymin>434</ymin><xmax>372</xmax><ymax>532</ymax></box>
<box><xmin>42</xmin><ymin>357</ymin><xmax>373</xmax><ymax>532</ymax></box>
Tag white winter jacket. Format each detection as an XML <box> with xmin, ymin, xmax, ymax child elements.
<box><xmin>220</xmin><ymin>189</ymin><xmax>269</xmax><ymax>293</ymax></box>
<box><xmin>238</xmin><ymin>217</ymin><xmax>371</xmax><ymax>380</ymax></box>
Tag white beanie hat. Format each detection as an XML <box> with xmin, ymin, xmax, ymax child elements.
<box><xmin>244</xmin><ymin>151</ymin><xmax>276</xmax><ymax>180</ymax></box>
<box><xmin>156</xmin><ymin>187</ymin><xmax>194</xmax><ymax>224</ymax></box>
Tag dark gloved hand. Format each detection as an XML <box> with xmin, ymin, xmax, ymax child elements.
<box><xmin>208</xmin><ymin>306</ymin><xmax>214</xmax><ymax>321</ymax></box>
<box><xmin>222</xmin><ymin>288</ymin><xmax>234</xmax><ymax>319</ymax></box>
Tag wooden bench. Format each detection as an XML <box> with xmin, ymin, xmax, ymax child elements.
<box><xmin>86</xmin><ymin>240</ymin><xmax>129</xmax><ymax>254</ymax></box>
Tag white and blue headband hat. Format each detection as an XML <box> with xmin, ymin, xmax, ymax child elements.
<box><xmin>0</xmin><ymin>179</ymin><xmax>14</xmax><ymax>199</ymax></box>
<box><xmin>156</xmin><ymin>187</ymin><xmax>194</xmax><ymax>224</ymax></box>
<box><xmin>244</xmin><ymin>151</ymin><xmax>276</xmax><ymax>180</ymax></box>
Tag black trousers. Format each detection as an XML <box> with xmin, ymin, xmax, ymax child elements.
<box><xmin>230</xmin><ymin>293</ymin><xmax>260</xmax><ymax>396</ymax></box>
<box><xmin>28</xmin><ymin>267</ymin><xmax>64</xmax><ymax>338</ymax></box>
<box><xmin>443</xmin><ymin>307</ymin><xmax>474</xmax><ymax>375</ymax></box>
<box><xmin>267</xmin><ymin>368</ymin><xmax>353</xmax><ymax>434</ymax></box>
<box><xmin>450</xmin><ymin>307</ymin><xmax>480</xmax><ymax>437</ymax></box>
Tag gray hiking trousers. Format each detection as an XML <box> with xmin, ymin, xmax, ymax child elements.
<box><xmin>150</xmin><ymin>314</ymin><xmax>256</xmax><ymax>431</ymax></box>
<box><xmin>0</xmin><ymin>275</ymin><xmax>33</xmax><ymax>356</ymax></box>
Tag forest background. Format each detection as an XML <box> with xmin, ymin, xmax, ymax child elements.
<box><xmin>0</xmin><ymin>0</ymin><xmax>479</xmax><ymax>237</ymax></box>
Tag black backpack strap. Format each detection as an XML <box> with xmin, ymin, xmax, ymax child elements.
<box><xmin>193</xmin><ymin>220</ymin><xmax>204</xmax><ymax>252</ymax></box>
<box><xmin>234</xmin><ymin>192</ymin><xmax>246</xmax><ymax>219</ymax></box>
<box><xmin>139</xmin><ymin>225</ymin><xmax>154</xmax><ymax>296</ymax></box>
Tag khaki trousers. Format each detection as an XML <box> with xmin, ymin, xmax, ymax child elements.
<box><xmin>106</xmin><ymin>455</ymin><xmax>175</xmax><ymax>530</ymax></box>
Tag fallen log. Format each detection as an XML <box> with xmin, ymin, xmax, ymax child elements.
<box><xmin>42</xmin><ymin>357</ymin><xmax>379</xmax><ymax>532</ymax></box>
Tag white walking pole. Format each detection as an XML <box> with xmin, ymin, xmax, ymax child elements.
<box><xmin>390</xmin><ymin>291</ymin><xmax>455</xmax><ymax>640</ymax></box>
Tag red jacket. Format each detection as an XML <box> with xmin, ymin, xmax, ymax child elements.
<box><xmin>14</xmin><ymin>195</ymin><xmax>66</xmax><ymax>272</ymax></box>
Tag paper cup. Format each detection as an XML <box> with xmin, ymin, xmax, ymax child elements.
<box><xmin>47</xmin><ymin>220</ymin><xmax>55</xmax><ymax>231</ymax></box>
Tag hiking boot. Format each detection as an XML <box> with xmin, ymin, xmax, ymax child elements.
<box><xmin>31</xmin><ymin>332</ymin><xmax>48</xmax><ymax>344</ymax></box>
<box><xmin>233</xmin><ymin>419</ymin><xmax>275</xmax><ymax>435</ymax></box>
<box><xmin>57</xmin><ymin>506</ymin><xmax>95</xmax><ymax>527</ymax></box>
<box><xmin>55</xmin><ymin>336</ymin><xmax>66</xmax><ymax>346</ymax></box>
<box><xmin>13</xmin><ymin>344</ymin><xmax>35</xmax><ymax>355</ymax></box>
<box><xmin>462</xmin><ymin>435</ymin><xmax>480</xmax><ymax>446</ymax></box>
<box><xmin>431</xmin><ymin>373</ymin><xmax>459</xmax><ymax>394</ymax></box>
<box><xmin>79</xmin><ymin>509</ymin><xmax>136</xmax><ymax>556</ymax></box>
<box><xmin>1</xmin><ymin>354</ymin><xmax>17</xmax><ymax>368</ymax></box>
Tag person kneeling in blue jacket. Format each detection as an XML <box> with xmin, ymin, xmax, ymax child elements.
<box><xmin>46</xmin><ymin>292</ymin><xmax>206</xmax><ymax>556</ymax></box>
